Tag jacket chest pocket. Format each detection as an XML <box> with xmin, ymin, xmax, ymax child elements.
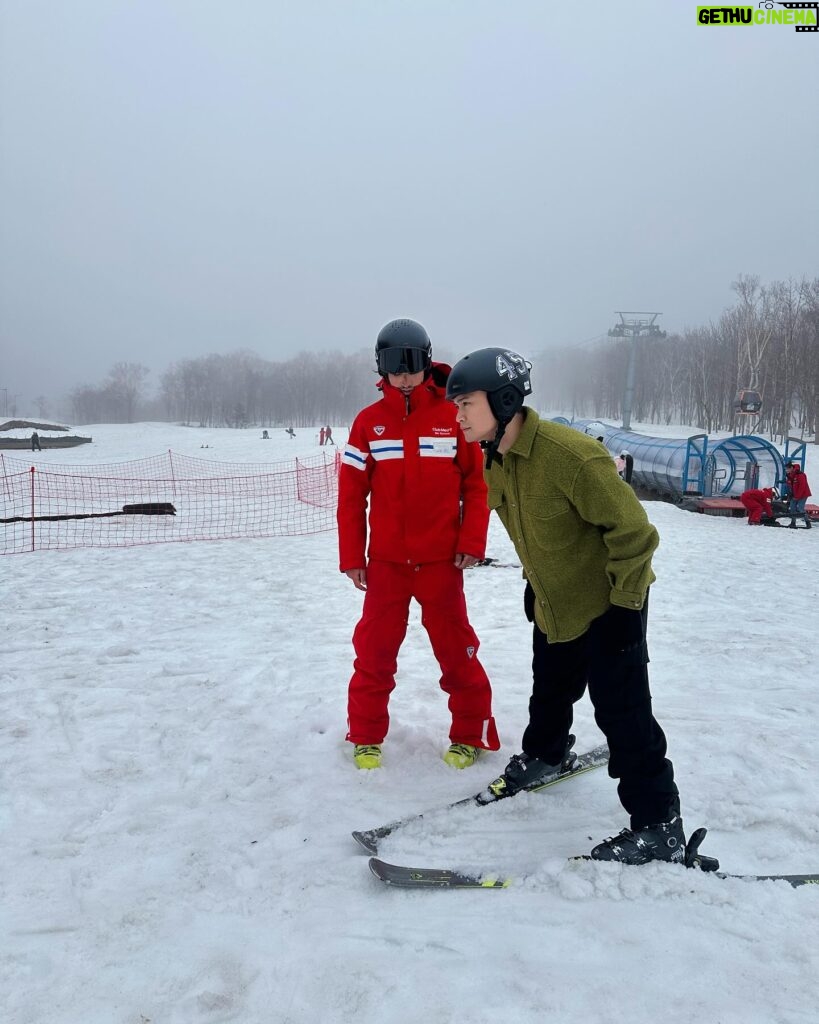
<box><xmin>523</xmin><ymin>495</ymin><xmax>582</xmax><ymax>552</ymax></box>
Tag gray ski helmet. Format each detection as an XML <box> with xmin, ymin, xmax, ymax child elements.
<box><xmin>446</xmin><ymin>347</ymin><xmax>532</xmax><ymax>423</ymax></box>
<box><xmin>375</xmin><ymin>318</ymin><xmax>432</xmax><ymax>377</ymax></box>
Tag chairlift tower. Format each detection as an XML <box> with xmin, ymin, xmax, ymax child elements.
<box><xmin>608</xmin><ymin>312</ymin><xmax>666</xmax><ymax>431</ymax></box>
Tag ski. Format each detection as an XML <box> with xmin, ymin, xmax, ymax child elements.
<box><xmin>368</xmin><ymin>828</ymin><xmax>819</xmax><ymax>890</ymax></box>
<box><xmin>469</xmin><ymin>558</ymin><xmax>523</xmax><ymax>569</ymax></box>
<box><xmin>352</xmin><ymin>741</ymin><xmax>609</xmax><ymax>854</ymax></box>
<box><xmin>368</xmin><ymin>857</ymin><xmax>819</xmax><ymax>890</ymax></box>
<box><xmin>369</xmin><ymin>857</ymin><xmax>510</xmax><ymax>888</ymax></box>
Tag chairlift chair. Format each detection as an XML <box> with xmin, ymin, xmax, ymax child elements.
<box><xmin>734</xmin><ymin>388</ymin><xmax>763</xmax><ymax>415</ymax></box>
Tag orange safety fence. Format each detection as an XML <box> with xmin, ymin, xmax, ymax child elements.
<box><xmin>0</xmin><ymin>450</ymin><xmax>342</xmax><ymax>554</ymax></box>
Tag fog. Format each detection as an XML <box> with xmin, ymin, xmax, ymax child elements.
<box><xmin>1</xmin><ymin>0</ymin><xmax>817</xmax><ymax>415</ymax></box>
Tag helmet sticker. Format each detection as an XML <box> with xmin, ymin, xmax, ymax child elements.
<box><xmin>494</xmin><ymin>351</ymin><xmax>532</xmax><ymax>391</ymax></box>
<box><xmin>495</xmin><ymin>351</ymin><xmax>527</xmax><ymax>381</ymax></box>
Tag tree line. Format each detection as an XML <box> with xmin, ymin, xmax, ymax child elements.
<box><xmin>70</xmin><ymin>350</ymin><xmax>382</xmax><ymax>429</ymax></box>
<box><xmin>70</xmin><ymin>362</ymin><xmax>150</xmax><ymax>426</ymax></box>
<box><xmin>534</xmin><ymin>275</ymin><xmax>819</xmax><ymax>442</ymax></box>
<box><xmin>70</xmin><ymin>275</ymin><xmax>819</xmax><ymax>442</ymax></box>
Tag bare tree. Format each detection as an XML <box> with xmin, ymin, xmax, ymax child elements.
<box><xmin>730</xmin><ymin>275</ymin><xmax>775</xmax><ymax>394</ymax></box>
<box><xmin>106</xmin><ymin>363</ymin><xmax>150</xmax><ymax>423</ymax></box>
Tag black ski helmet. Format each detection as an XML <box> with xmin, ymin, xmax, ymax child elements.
<box><xmin>447</xmin><ymin>347</ymin><xmax>532</xmax><ymax>468</ymax></box>
<box><xmin>375</xmin><ymin>318</ymin><xmax>432</xmax><ymax>377</ymax></box>
<box><xmin>446</xmin><ymin>347</ymin><xmax>532</xmax><ymax>423</ymax></box>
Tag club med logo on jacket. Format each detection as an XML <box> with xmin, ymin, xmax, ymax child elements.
<box><xmin>466</xmin><ymin>646</ymin><xmax>476</xmax><ymax>658</ymax></box>
<box><xmin>373</xmin><ymin>426</ymin><xmax>385</xmax><ymax>436</ymax></box>
<box><xmin>431</xmin><ymin>426</ymin><xmax>453</xmax><ymax>436</ymax></box>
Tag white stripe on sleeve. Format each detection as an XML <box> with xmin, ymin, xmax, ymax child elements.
<box><xmin>342</xmin><ymin>443</ymin><xmax>368</xmax><ymax>470</ymax></box>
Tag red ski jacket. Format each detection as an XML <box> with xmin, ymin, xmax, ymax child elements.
<box><xmin>337</xmin><ymin>365</ymin><xmax>489</xmax><ymax>571</ymax></box>
<box><xmin>787</xmin><ymin>467</ymin><xmax>812</xmax><ymax>501</ymax></box>
<box><xmin>740</xmin><ymin>488</ymin><xmax>774</xmax><ymax>512</ymax></box>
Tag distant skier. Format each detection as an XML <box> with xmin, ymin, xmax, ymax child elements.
<box><xmin>31</xmin><ymin>431</ymin><xmax>42</xmax><ymax>451</ymax></box>
<box><xmin>286</xmin><ymin>427</ymin><xmax>295</xmax><ymax>439</ymax></box>
<box><xmin>319</xmin><ymin>426</ymin><xmax>326</xmax><ymax>446</ymax></box>
<box><xmin>324</xmin><ymin>424</ymin><xmax>334</xmax><ymax>446</ymax></box>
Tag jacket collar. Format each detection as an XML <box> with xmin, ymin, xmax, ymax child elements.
<box><xmin>378</xmin><ymin>362</ymin><xmax>451</xmax><ymax>413</ymax></box>
<box><xmin>507</xmin><ymin>407</ymin><xmax>540</xmax><ymax>459</ymax></box>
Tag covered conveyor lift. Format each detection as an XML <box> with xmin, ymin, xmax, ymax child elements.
<box><xmin>564</xmin><ymin>420</ymin><xmax>786</xmax><ymax>500</ymax></box>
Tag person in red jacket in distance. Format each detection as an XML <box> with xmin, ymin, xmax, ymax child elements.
<box><xmin>337</xmin><ymin>318</ymin><xmax>500</xmax><ymax>770</ymax></box>
<box><xmin>739</xmin><ymin>486</ymin><xmax>776</xmax><ymax>525</ymax></box>
<box><xmin>785</xmin><ymin>461</ymin><xmax>812</xmax><ymax>527</ymax></box>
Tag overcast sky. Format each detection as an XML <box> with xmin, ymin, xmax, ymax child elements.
<box><xmin>1</xmin><ymin>0</ymin><xmax>817</xmax><ymax>410</ymax></box>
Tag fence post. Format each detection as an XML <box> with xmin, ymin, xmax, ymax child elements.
<box><xmin>168</xmin><ymin>449</ymin><xmax>177</xmax><ymax>501</ymax></box>
<box><xmin>29</xmin><ymin>466</ymin><xmax>36</xmax><ymax>552</ymax></box>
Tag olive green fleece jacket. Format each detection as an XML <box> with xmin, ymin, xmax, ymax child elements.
<box><xmin>485</xmin><ymin>408</ymin><xmax>659</xmax><ymax>643</ymax></box>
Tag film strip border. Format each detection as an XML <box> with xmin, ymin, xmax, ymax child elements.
<box><xmin>779</xmin><ymin>2</ymin><xmax>819</xmax><ymax>31</ymax></box>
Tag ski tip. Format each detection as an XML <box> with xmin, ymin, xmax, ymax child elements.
<box><xmin>369</xmin><ymin>857</ymin><xmax>415</xmax><ymax>886</ymax></box>
<box><xmin>352</xmin><ymin>830</ymin><xmax>378</xmax><ymax>854</ymax></box>
<box><xmin>369</xmin><ymin>856</ymin><xmax>419</xmax><ymax>885</ymax></box>
<box><xmin>368</xmin><ymin>857</ymin><xmax>389</xmax><ymax>880</ymax></box>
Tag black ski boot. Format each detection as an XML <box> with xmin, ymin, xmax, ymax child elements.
<box><xmin>477</xmin><ymin>735</ymin><xmax>577</xmax><ymax>804</ymax></box>
<box><xmin>590</xmin><ymin>815</ymin><xmax>686</xmax><ymax>865</ymax></box>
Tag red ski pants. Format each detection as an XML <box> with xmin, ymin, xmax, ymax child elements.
<box><xmin>740</xmin><ymin>495</ymin><xmax>768</xmax><ymax>524</ymax></box>
<box><xmin>346</xmin><ymin>559</ymin><xmax>500</xmax><ymax>749</ymax></box>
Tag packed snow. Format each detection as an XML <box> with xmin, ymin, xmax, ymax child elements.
<box><xmin>3</xmin><ymin>421</ymin><xmax>818</xmax><ymax>1024</ymax></box>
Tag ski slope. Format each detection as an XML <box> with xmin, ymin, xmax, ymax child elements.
<box><xmin>2</xmin><ymin>422</ymin><xmax>818</xmax><ymax>1024</ymax></box>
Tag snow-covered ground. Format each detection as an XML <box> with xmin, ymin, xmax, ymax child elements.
<box><xmin>2</xmin><ymin>421</ymin><xmax>818</xmax><ymax>1024</ymax></box>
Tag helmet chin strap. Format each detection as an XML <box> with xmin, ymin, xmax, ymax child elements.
<box><xmin>480</xmin><ymin>419</ymin><xmax>509</xmax><ymax>470</ymax></box>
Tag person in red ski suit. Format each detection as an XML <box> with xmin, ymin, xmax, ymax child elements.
<box><xmin>337</xmin><ymin>318</ymin><xmax>500</xmax><ymax>770</ymax></box>
<box><xmin>739</xmin><ymin>487</ymin><xmax>775</xmax><ymax>525</ymax></box>
<box><xmin>785</xmin><ymin>462</ymin><xmax>812</xmax><ymax>526</ymax></box>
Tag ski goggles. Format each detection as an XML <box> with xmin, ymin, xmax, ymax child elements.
<box><xmin>377</xmin><ymin>346</ymin><xmax>431</xmax><ymax>376</ymax></box>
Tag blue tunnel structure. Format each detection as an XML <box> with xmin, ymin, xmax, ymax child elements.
<box><xmin>561</xmin><ymin>419</ymin><xmax>803</xmax><ymax>501</ymax></box>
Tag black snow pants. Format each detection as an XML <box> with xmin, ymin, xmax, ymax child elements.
<box><xmin>522</xmin><ymin>592</ymin><xmax>679</xmax><ymax>830</ymax></box>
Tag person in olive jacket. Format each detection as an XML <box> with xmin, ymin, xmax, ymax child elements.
<box><xmin>446</xmin><ymin>347</ymin><xmax>685</xmax><ymax>867</ymax></box>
